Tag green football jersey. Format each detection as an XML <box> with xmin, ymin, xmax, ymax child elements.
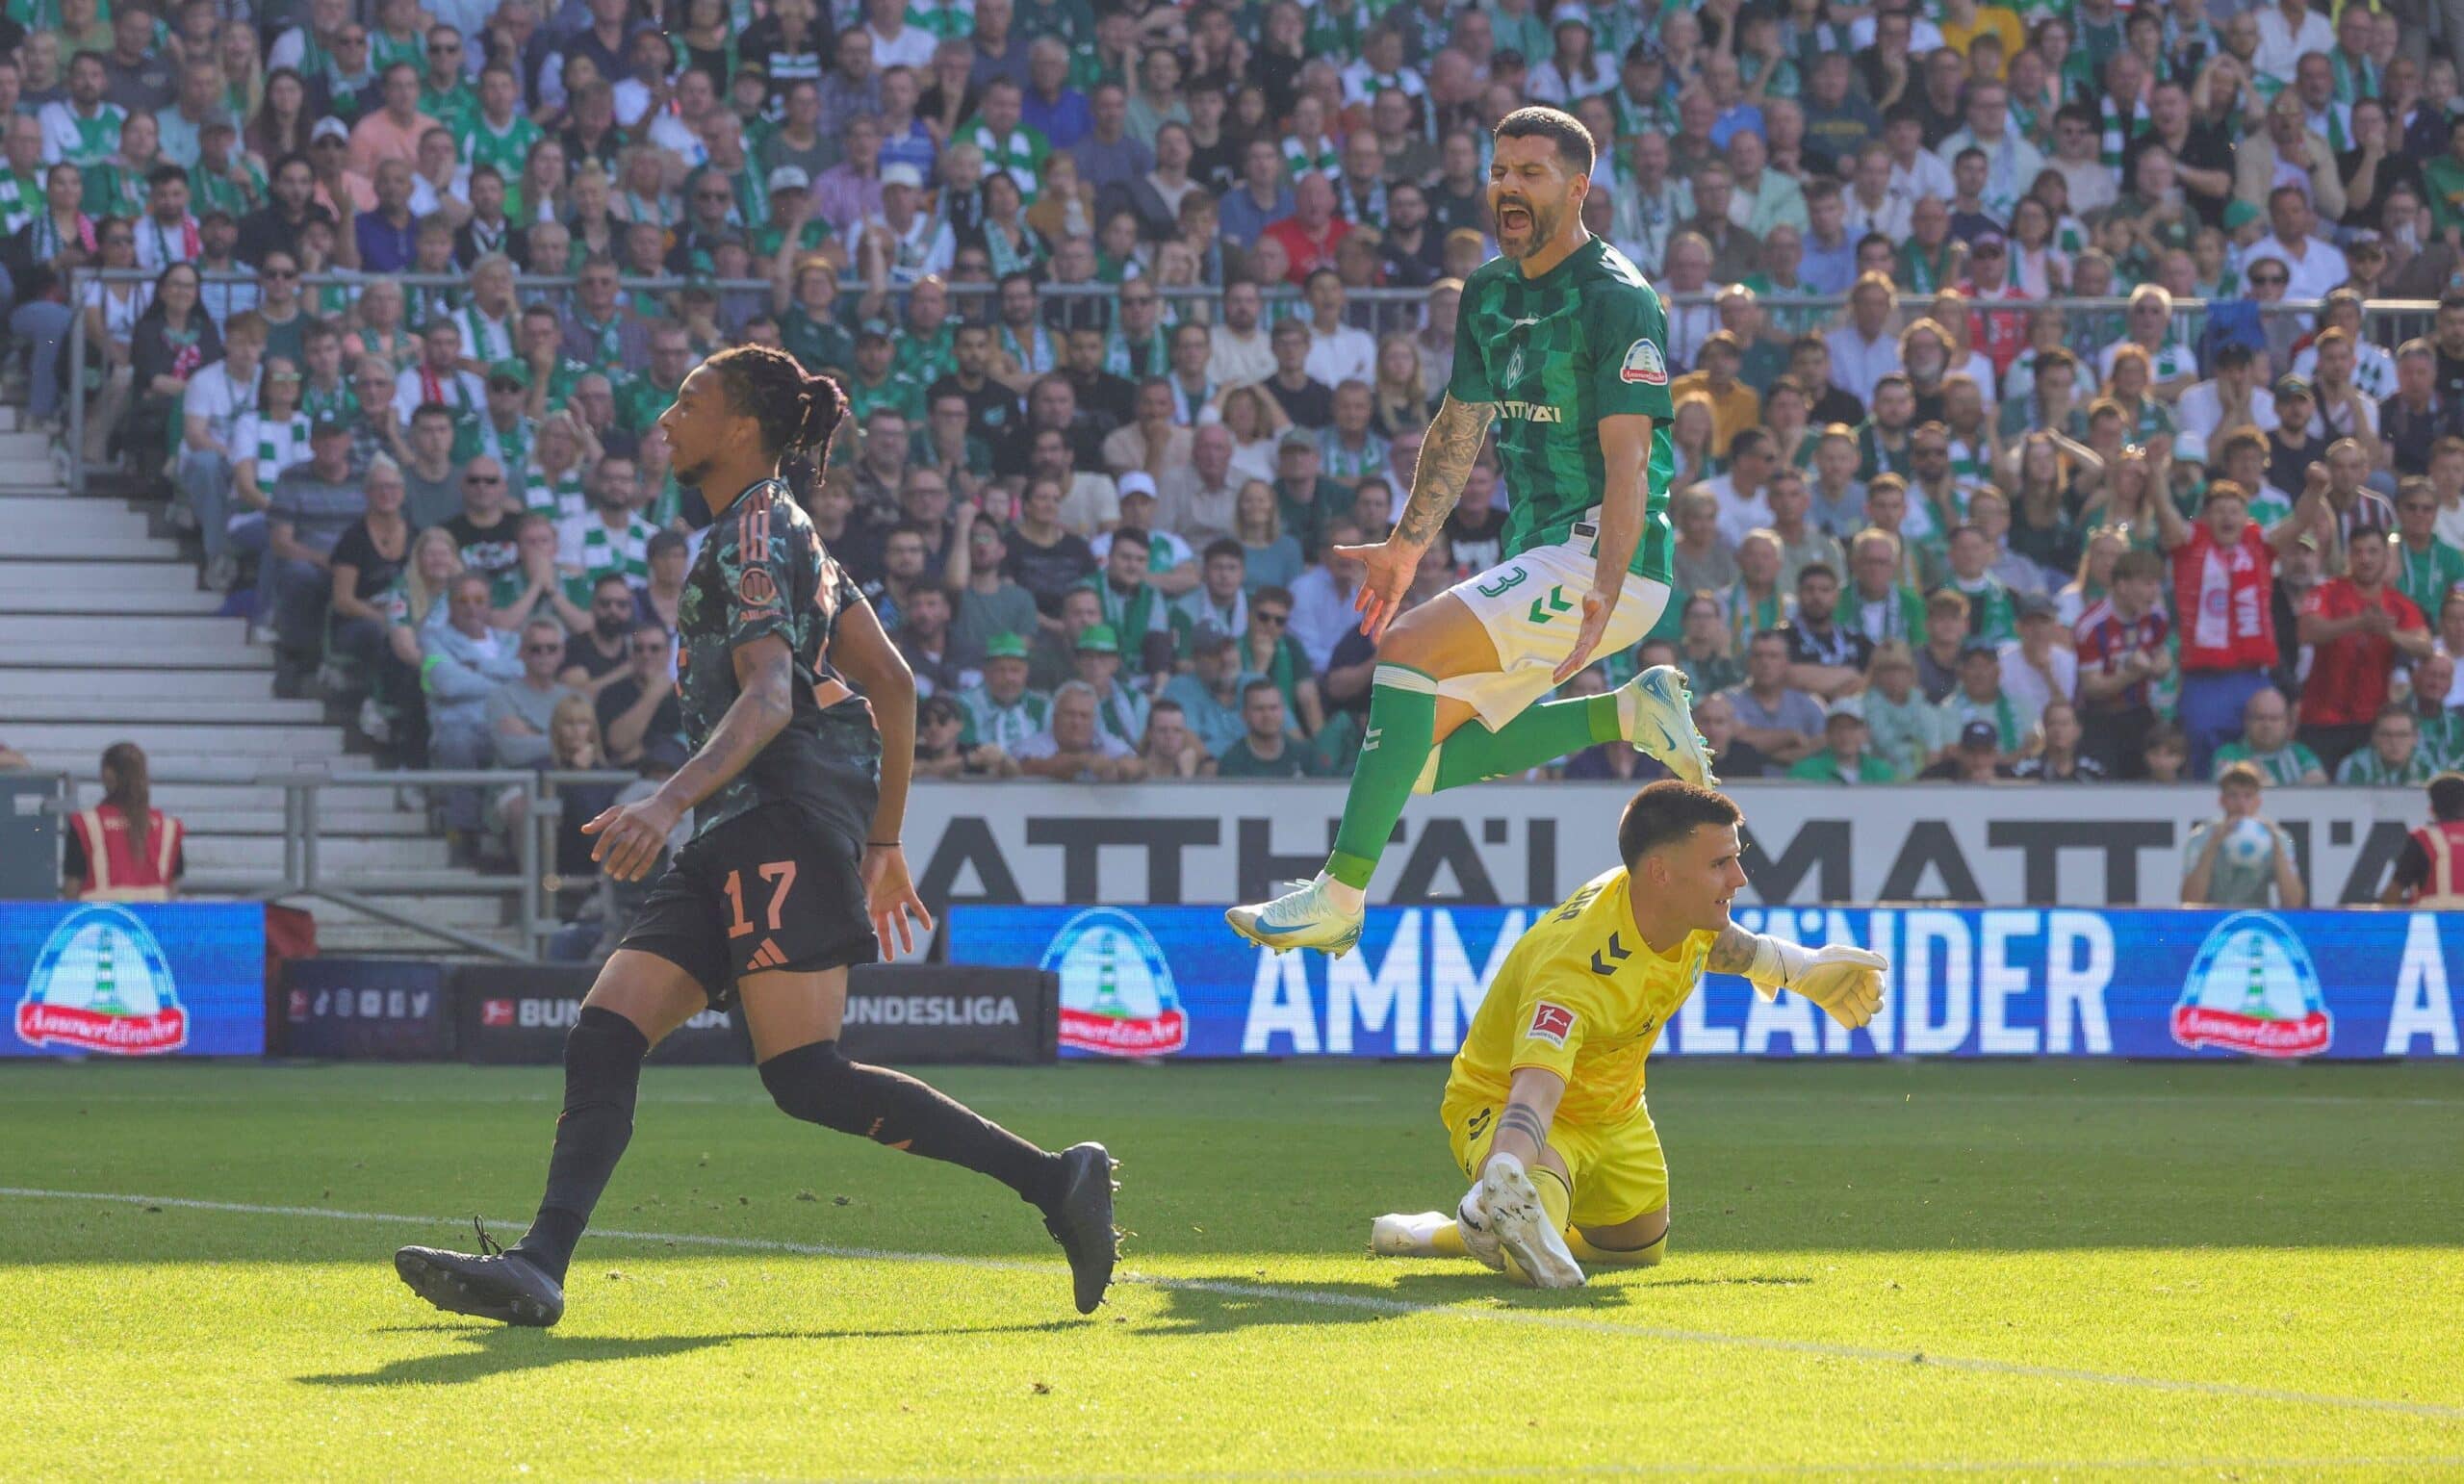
<box><xmin>1445</xmin><ymin>235</ymin><xmax>1676</xmax><ymax>583</ymax></box>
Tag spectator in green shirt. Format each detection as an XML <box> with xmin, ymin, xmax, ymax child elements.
<box><xmin>2211</xmin><ymin>687</ymin><xmax>2328</xmax><ymax>783</ymax></box>
<box><xmin>1787</xmin><ymin>710</ymin><xmax>1899</xmax><ymax>782</ymax></box>
<box><xmin>1212</xmin><ymin>677</ymin><xmax>1319</xmax><ymax>778</ymax></box>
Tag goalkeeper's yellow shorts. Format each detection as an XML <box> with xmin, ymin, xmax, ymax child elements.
<box><xmin>1440</xmin><ymin>1087</ymin><xmax>1669</xmax><ymax>1230</ymax></box>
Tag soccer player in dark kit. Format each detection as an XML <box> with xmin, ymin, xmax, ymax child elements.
<box><xmin>394</xmin><ymin>345</ymin><xmax>1119</xmax><ymax>1324</ymax></box>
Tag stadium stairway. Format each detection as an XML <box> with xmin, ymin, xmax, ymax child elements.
<box><xmin>0</xmin><ymin>425</ymin><xmax>524</xmax><ymax>954</ymax></box>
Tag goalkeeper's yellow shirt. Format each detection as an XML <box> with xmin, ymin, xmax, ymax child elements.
<box><xmin>1445</xmin><ymin>868</ymin><xmax>1716</xmax><ymax>1127</ymax></box>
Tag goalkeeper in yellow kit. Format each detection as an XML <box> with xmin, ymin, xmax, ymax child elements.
<box><xmin>1372</xmin><ymin>781</ymin><xmax>1887</xmax><ymax>1287</ymax></box>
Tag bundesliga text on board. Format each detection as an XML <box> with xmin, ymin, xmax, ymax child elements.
<box><xmin>949</xmin><ymin>906</ymin><xmax>2463</xmax><ymax>1062</ymax></box>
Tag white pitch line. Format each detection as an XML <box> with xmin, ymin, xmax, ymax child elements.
<box><xmin>5</xmin><ymin>1186</ymin><xmax>2462</xmax><ymax>1425</ymax></box>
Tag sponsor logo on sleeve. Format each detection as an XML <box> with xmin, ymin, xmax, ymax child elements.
<box><xmin>1527</xmin><ymin>1001</ymin><xmax>1576</xmax><ymax>1047</ymax></box>
<box><xmin>1619</xmin><ymin>339</ymin><xmax>1668</xmax><ymax>386</ymax></box>
<box><xmin>734</xmin><ymin>564</ymin><xmax>781</xmax><ymax>611</ymax></box>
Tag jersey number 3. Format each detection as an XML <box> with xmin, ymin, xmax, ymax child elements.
<box><xmin>1474</xmin><ymin>568</ymin><xmax>1530</xmax><ymax>599</ymax></box>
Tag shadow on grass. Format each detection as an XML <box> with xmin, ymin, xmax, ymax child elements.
<box><xmin>300</xmin><ymin>1318</ymin><xmax>1087</xmax><ymax>1388</ymax></box>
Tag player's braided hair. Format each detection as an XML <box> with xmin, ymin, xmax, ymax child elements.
<box><xmin>705</xmin><ymin>343</ymin><xmax>849</xmax><ymax>474</ymax></box>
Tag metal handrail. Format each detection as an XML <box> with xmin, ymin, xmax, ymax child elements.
<box><xmin>66</xmin><ymin>766</ymin><xmax>641</xmax><ymax>962</ymax></box>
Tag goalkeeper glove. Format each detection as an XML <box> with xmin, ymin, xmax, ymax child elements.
<box><xmin>1740</xmin><ymin>934</ymin><xmax>1887</xmax><ymax>1030</ymax></box>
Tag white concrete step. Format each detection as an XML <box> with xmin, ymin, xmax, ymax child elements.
<box><xmin>0</xmin><ymin>458</ymin><xmax>64</xmax><ymax>484</ymax></box>
<box><xmin>3</xmin><ymin>532</ymin><xmax>181</xmax><ymax>560</ymax></box>
<box><xmin>0</xmin><ymin>432</ymin><xmax>57</xmax><ymax>458</ymax></box>
<box><xmin>0</xmin><ymin>586</ymin><xmax>222</xmax><ymax>615</ymax></box>
<box><xmin>0</xmin><ymin>558</ymin><xmax>201</xmax><ymax>593</ymax></box>
<box><xmin>0</xmin><ymin>642</ymin><xmax>270</xmax><ymax>669</ymax></box>
<box><xmin>312</xmin><ymin>921</ymin><xmax>528</xmax><ymax>955</ymax></box>
<box><xmin>3</xmin><ymin>613</ymin><xmax>254</xmax><ymax>646</ymax></box>
<box><xmin>12</xmin><ymin>749</ymin><xmax>365</xmax><ymax>780</ymax></box>
<box><xmin>188</xmin><ymin>834</ymin><xmax>452</xmax><ymax>872</ymax></box>
<box><xmin>0</xmin><ymin>697</ymin><xmax>324</xmax><ymax>725</ymax></box>
<box><xmin>0</xmin><ymin>667</ymin><xmax>273</xmax><ymax>700</ymax></box>
<box><xmin>6</xmin><ymin>721</ymin><xmax>346</xmax><ymax>758</ymax></box>
<box><xmin>0</xmin><ymin>499</ymin><xmax>154</xmax><ymax>539</ymax></box>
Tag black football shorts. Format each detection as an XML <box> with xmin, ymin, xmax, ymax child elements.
<box><xmin>617</xmin><ymin>803</ymin><xmax>878</xmax><ymax>1009</ymax></box>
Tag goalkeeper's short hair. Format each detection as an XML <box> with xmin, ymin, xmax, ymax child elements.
<box><xmin>1617</xmin><ymin>781</ymin><xmax>1741</xmax><ymax>869</ymax></box>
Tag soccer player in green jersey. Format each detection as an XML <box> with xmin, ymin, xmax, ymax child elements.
<box><xmin>1228</xmin><ymin>108</ymin><xmax>1714</xmax><ymax>958</ymax></box>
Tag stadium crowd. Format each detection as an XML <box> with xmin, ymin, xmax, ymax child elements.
<box><xmin>13</xmin><ymin>0</ymin><xmax>2464</xmax><ymax>846</ymax></box>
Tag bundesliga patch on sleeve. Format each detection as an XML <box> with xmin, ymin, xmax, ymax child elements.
<box><xmin>1620</xmin><ymin>339</ymin><xmax>1668</xmax><ymax>386</ymax></box>
<box><xmin>1526</xmin><ymin>1002</ymin><xmax>1577</xmax><ymax>1047</ymax></box>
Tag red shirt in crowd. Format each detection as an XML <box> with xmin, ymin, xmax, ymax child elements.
<box><xmin>2170</xmin><ymin>523</ymin><xmax>2279</xmax><ymax>673</ymax></box>
<box><xmin>2297</xmin><ymin>577</ymin><xmax>2426</xmax><ymax>726</ymax></box>
<box><xmin>1259</xmin><ymin>214</ymin><xmax>1353</xmax><ymax>284</ymax></box>
<box><xmin>2073</xmin><ymin>597</ymin><xmax>2170</xmax><ymax>711</ymax></box>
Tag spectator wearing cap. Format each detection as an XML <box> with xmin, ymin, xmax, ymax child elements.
<box><xmin>1068</xmin><ymin>621</ymin><xmax>1150</xmax><ymax>748</ymax></box>
<box><xmin>1999</xmin><ymin>593</ymin><xmax>2079</xmax><ymax>736</ymax></box>
<box><xmin>859</xmin><ymin>160</ymin><xmax>956</xmax><ymax>287</ymax></box>
<box><xmin>2264</xmin><ymin>377</ymin><xmax>2328</xmax><ymax>498</ymax></box>
<box><xmin>1786</xmin><ymin>710</ymin><xmax>1896</xmax><ymax>783</ymax></box>
<box><xmin>1921</xmin><ymin>718</ymin><xmax>2018</xmax><ymax>781</ymax></box>
<box><xmin>1721</xmin><ymin>630</ymin><xmax>1827</xmax><ymax>775</ymax></box>
<box><xmin>1091</xmin><ymin>473</ymin><xmax>1196</xmax><ymax>589</ymax></box>
<box><xmin>954</xmin><ymin>630</ymin><xmax>1050</xmax><ymax>753</ymax></box>
<box><xmin>260</xmin><ymin>416</ymin><xmax>366</xmax><ymax>683</ymax></box>
<box><xmin>2297</xmin><ymin>523</ymin><xmax>2431</xmax><ymax>772</ymax></box>
<box><xmin>1943</xmin><ymin>635</ymin><xmax>2032</xmax><ymax>762</ymax></box>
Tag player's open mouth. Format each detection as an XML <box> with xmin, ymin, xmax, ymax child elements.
<box><xmin>1499</xmin><ymin>204</ymin><xmax>1530</xmax><ymax>231</ymax></box>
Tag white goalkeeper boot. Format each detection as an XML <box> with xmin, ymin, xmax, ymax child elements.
<box><xmin>1618</xmin><ymin>665</ymin><xmax>1720</xmax><ymax>786</ymax></box>
<box><xmin>1371</xmin><ymin>1211</ymin><xmax>1454</xmax><ymax>1257</ymax></box>
<box><xmin>1469</xmin><ymin>1154</ymin><xmax>1584</xmax><ymax>1289</ymax></box>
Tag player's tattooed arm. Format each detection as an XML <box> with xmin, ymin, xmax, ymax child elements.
<box><xmin>1705</xmin><ymin>924</ymin><xmax>1762</xmax><ymax>978</ymax></box>
<box><xmin>1393</xmin><ymin>393</ymin><xmax>1495</xmax><ymax>548</ymax></box>
<box><xmin>1484</xmin><ymin>1064</ymin><xmax>1567</xmax><ymax>1172</ymax></box>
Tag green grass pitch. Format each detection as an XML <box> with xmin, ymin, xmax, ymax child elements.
<box><xmin>3</xmin><ymin>1059</ymin><xmax>2460</xmax><ymax>1481</ymax></box>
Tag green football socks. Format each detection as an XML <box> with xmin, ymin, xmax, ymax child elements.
<box><xmin>1431</xmin><ymin>692</ymin><xmax>1621</xmax><ymax>792</ymax></box>
<box><xmin>1325</xmin><ymin>664</ymin><xmax>1440</xmax><ymax>890</ymax></box>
